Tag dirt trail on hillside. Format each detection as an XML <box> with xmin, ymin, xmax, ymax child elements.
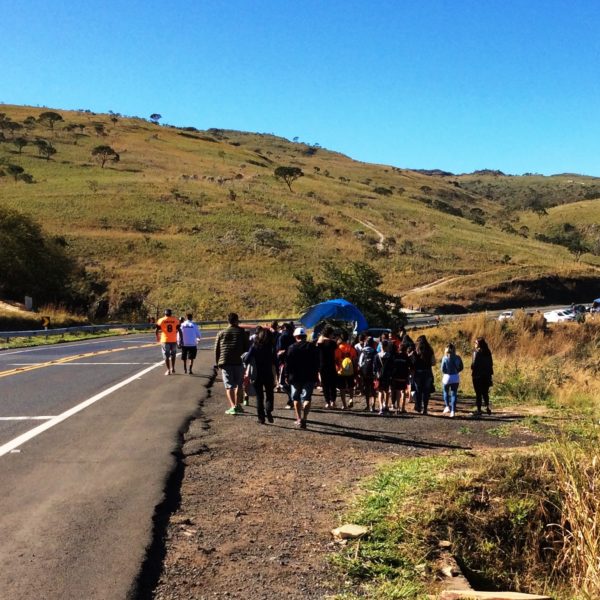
<box><xmin>151</xmin><ymin>355</ymin><xmax>542</xmax><ymax>599</ymax></box>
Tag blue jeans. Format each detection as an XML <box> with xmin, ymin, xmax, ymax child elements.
<box><xmin>443</xmin><ymin>383</ymin><xmax>459</xmax><ymax>412</ymax></box>
<box><xmin>291</xmin><ymin>382</ymin><xmax>314</xmax><ymax>404</ymax></box>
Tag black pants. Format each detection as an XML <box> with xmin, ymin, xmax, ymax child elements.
<box><xmin>320</xmin><ymin>370</ymin><xmax>337</xmax><ymax>405</ymax></box>
<box><xmin>473</xmin><ymin>379</ymin><xmax>491</xmax><ymax>411</ymax></box>
<box><xmin>255</xmin><ymin>374</ymin><xmax>275</xmax><ymax>421</ymax></box>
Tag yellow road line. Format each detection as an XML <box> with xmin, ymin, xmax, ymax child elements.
<box><xmin>0</xmin><ymin>343</ymin><xmax>157</xmax><ymax>379</ymax></box>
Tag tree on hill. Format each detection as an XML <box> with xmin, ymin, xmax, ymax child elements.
<box><xmin>274</xmin><ymin>166</ymin><xmax>303</xmax><ymax>192</ymax></box>
<box><xmin>23</xmin><ymin>116</ymin><xmax>37</xmax><ymax>130</ymax></box>
<box><xmin>149</xmin><ymin>113</ymin><xmax>162</xmax><ymax>124</ymax></box>
<box><xmin>38</xmin><ymin>111</ymin><xmax>64</xmax><ymax>130</ymax></box>
<box><xmin>36</xmin><ymin>139</ymin><xmax>57</xmax><ymax>160</ymax></box>
<box><xmin>91</xmin><ymin>145</ymin><xmax>120</xmax><ymax>168</ymax></box>
<box><xmin>13</xmin><ymin>137</ymin><xmax>28</xmax><ymax>154</ymax></box>
<box><xmin>34</xmin><ymin>139</ymin><xmax>57</xmax><ymax>160</ymax></box>
<box><xmin>295</xmin><ymin>260</ymin><xmax>406</xmax><ymax>329</ymax></box>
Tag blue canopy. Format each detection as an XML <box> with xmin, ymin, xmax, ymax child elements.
<box><xmin>299</xmin><ymin>298</ymin><xmax>368</xmax><ymax>332</ymax></box>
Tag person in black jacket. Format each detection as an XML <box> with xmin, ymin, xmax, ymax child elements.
<box><xmin>471</xmin><ymin>337</ymin><xmax>494</xmax><ymax>415</ymax></box>
<box><xmin>316</xmin><ymin>325</ymin><xmax>338</xmax><ymax>409</ymax></box>
<box><xmin>245</xmin><ymin>328</ymin><xmax>276</xmax><ymax>424</ymax></box>
<box><xmin>286</xmin><ymin>327</ymin><xmax>320</xmax><ymax>429</ymax></box>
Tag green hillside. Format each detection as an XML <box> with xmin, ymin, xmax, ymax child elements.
<box><xmin>1</xmin><ymin>104</ymin><xmax>599</xmax><ymax>319</ymax></box>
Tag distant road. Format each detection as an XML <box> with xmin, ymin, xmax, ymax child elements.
<box><xmin>0</xmin><ymin>333</ymin><xmax>215</xmax><ymax>600</ymax></box>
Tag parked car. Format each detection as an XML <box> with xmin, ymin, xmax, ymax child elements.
<box><xmin>497</xmin><ymin>311</ymin><xmax>514</xmax><ymax>321</ymax></box>
<box><xmin>543</xmin><ymin>310</ymin><xmax>576</xmax><ymax>323</ymax></box>
<box><xmin>361</xmin><ymin>327</ymin><xmax>392</xmax><ymax>340</ymax></box>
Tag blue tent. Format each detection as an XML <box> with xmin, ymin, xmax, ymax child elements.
<box><xmin>299</xmin><ymin>298</ymin><xmax>368</xmax><ymax>332</ymax></box>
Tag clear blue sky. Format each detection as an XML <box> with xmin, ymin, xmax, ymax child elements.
<box><xmin>2</xmin><ymin>0</ymin><xmax>599</xmax><ymax>175</ymax></box>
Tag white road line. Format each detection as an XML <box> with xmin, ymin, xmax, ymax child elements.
<box><xmin>0</xmin><ymin>416</ymin><xmax>55</xmax><ymax>421</ymax></box>
<box><xmin>8</xmin><ymin>362</ymin><xmax>156</xmax><ymax>366</ymax></box>
<box><xmin>0</xmin><ymin>361</ymin><xmax>163</xmax><ymax>458</ymax></box>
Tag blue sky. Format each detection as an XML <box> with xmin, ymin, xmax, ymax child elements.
<box><xmin>2</xmin><ymin>0</ymin><xmax>599</xmax><ymax>175</ymax></box>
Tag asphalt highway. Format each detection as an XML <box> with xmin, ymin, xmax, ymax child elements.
<box><xmin>0</xmin><ymin>332</ymin><xmax>217</xmax><ymax>600</ymax></box>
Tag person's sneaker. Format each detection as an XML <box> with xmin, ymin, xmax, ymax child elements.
<box><xmin>257</xmin><ymin>418</ymin><xmax>265</xmax><ymax>425</ymax></box>
<box><xmin>378</xmin><ymin>409</ymin><xmax>384</xmax><ymax>415</ymax></box>
<box><xmin>294</xmin><ymin>419</ymin><xmax>302</xmax><ymax>428</ymax></box>
<box><xmin>348</xmin><ymin>398</ymin><xmax>354</xmax><ymax>408</ymax></box>
<box><xmin>189</xmin><ymin>369</ymin><xmax>193</xmax><ymax>375</ymax></box>
<box><xmin>183</xmin><ymin>367</ymin><xmax>187</xmax><ymax>374</ymax></box>
<box><xmin>266</xmin><ymin>413</ymin><xmax>274</xmax><ymax>423</ymax></box>
<box><xmin>165</xmin><ymin>370</ymin><xmax>171</xmax><ymax>376</ymax></box>
<box><xmin>443</xmin><ymin>406</ymin><xmax>450</xmax><ymax>414</ymax></box>
<box><xmin>324</xmin><ymin>403</ymin><xmax>331</xmax><ymax>409</ymax></box>
<box><xmin>225</xmin><ymin>407</ymin><xmax>237</xmax><ymax>415</ymax></box>
<box><xmin>422</xmin><ymin>409</ymin><xmax>428</xmax><ymax>415</ymax></box>
<box><xmin>300</xmin><ymin>419</ymin><xmax>307</xmax><ymax>429</ymax></box>
<box><xmin>285</xmin><ymin>404</ymin><xmax>293</xmax><ymax>410</ymax></box>
<box><xmin>450</xmin><ymin>411</ymin><xmax>455</xmax><ymax>418</ymax></box>
<box><xmin>243</xmin><ymin>394</ymin><xmax>249</xmax><ymax>406</ymax></box>
<box><xmin>234</xmin><ymin>405</ymin><xmax>244</xmax><ymax>414</ymax></box>
<box><xmin>172</xmin><ymin>369</ymin><xmax>176</xmax><ymax>374</ymax></box>
<box><xmin>486</xmin><ymin>406</ymin><xmax>492</xmax><ymax>415</ymax></box>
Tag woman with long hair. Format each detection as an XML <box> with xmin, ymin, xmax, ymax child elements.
<box><xmin>471</xmin><ymin>337</ymin><xmax>494</xmax><ymax>415</ymax></box>
<box><xmin>440</xmin><ymin>343</ymin><xmax>464</xmax><ymax>418</ymax></box>
<box><xmin>409</xmin><ymin>335</ymin><xmax>436</xmax><ymax>415</ymax></box>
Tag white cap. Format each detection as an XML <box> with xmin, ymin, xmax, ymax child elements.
<box><xmin>293</xmin><ymin>327</ymin><xmax>306</xmax><ymax>337</ymax></box>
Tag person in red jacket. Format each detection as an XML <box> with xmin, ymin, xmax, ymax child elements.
<box><xmin>334</xmin><ymin>331</ymin><xmax>358</xmax><ymax>410</ymax></box>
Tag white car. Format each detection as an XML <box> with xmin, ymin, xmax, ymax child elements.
<box><xmin>544</xmin><ymin>310</ymin><xmax>576</xmax><ymax>323</ymax></box>
<box><xmin>497</xmin><ymin>311</ymin><xmax>514</xmax><ymax>321</ymax></box>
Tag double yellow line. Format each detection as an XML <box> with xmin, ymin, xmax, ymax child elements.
<box><xmin>0</xmin><ymin>343</ymin><xmax>157</xmax><ymax>379</ymax></box>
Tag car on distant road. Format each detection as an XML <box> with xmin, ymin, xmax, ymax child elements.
<box><xmin>497</xmin><ymin>311</ymin><xmax>514</xmax><ymax>321</ymax></box>
<box><xmin>543</xmin><ymin>309</ymin><xmax>576</xmax><ymax>323</ymax></box>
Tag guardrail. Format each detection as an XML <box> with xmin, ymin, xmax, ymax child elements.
<box><xmin>0</xmin><ymin>318</ymin><xmax>296</xmax><ymax>343</ymax></box>
<box><xmin>0</xmin><ymin>312</ymin><xmax>477</xmax><ymax>343</ymax></box>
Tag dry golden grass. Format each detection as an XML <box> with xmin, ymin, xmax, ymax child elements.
<box><xmin>1</xmin><ymin>104</ymin><xmax>597</xmax><ymax>318</ymax></box>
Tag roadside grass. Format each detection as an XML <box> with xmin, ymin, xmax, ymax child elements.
<box><xmin>332</xmin><ymin>437</ymin><xmax>600</xmax><ymax>599</ymax></box>
<box><xmin>330</xmin><ymin>316</ymin><xmax>600</xmax><ymax>598</ymax></box>
<box><xmin>0</xmin><ymin>305</ymin><xmax>88</xmax><ymax>331</ymax></box>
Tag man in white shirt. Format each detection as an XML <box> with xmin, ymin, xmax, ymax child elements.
<box><xmin>178</xmin><ymin>313</ymin><xmax>202</xmax><ymax>375</ymax></box>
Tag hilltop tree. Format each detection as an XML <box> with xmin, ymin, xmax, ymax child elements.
<box><xmin>149</xmin><ymin>113</ymin><xmax>162</xmax><ymax>124</ymax></box>
<box><xmin>38</xmin><ymin>111</ymin><xmax>64</xmax><ymax>130</ymax></box>
<box><xmin>13</xmin><ymin>137</ymin><xmax>28</xmax><ymax>154</ymax></box>
<box><xmin>34</xmin><ymin>139</ymin><xmax>57</xmax><ymax>160</ymax></box>
<box><xmin>23</xmin><ymin>116</ymin><xmax>37</xmax><ymax>130</ymax></box>
<box><xmin>39</xmin><ymin>141</ymin><xmax>57</xmax><ymax>160</ymax></box>
<box><xmin>274</xmin><ymin>166</ymin><xmax>304</xmax><ymax>192</ymax></box>
<box><xmin>91</xmin><ymin>145</ymin><xmax>120</xmax><ymax>168</ymax></box>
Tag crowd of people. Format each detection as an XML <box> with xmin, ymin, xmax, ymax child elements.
<box><xmin>211</xmin><ymin>313</ymin><xmax>495</xmax><ymax>429</ymax></box>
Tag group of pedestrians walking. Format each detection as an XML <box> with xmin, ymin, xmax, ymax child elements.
<box><xmin>210</xmin><ymin>314</ymin><xmax>495</xmax><ymax>429</ymax></box>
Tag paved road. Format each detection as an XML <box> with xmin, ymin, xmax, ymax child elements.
<box><xmin>0</xmin><ymin>333</ymin><xmax>216</xmax><ymax>600</ymax></box>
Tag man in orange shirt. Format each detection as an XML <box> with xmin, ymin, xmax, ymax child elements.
<box><xmin>155</xmin><ymin>308</ymin><xmax>180</xmax><ymax>375</ymax></box>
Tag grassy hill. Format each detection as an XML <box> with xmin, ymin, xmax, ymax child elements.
<box><xmin>1</xmin><ymin>104</ymin><xmax>599</xmax><ymax>319</ymax></box>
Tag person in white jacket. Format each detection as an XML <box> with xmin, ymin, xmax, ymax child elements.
<box><xmin>178</xmin><ymin>313</ymin><xmax>202</xmax><ymax>375</ymax></box>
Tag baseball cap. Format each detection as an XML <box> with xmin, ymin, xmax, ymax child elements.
<box><xmin>293</xmin><ymin>327</ymin><xmax>306</xmax><ymax>337</ymax></box>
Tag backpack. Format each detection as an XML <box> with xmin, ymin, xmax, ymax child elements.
<box><xmin>360</xmin><ymin>346</ymin><xmax>376</xmax><ymax>376</ymax></box>
<box><xmin>339</xmin><ymin>356</ymin><xmax>354</xmax><ymax>376</ymax></box>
